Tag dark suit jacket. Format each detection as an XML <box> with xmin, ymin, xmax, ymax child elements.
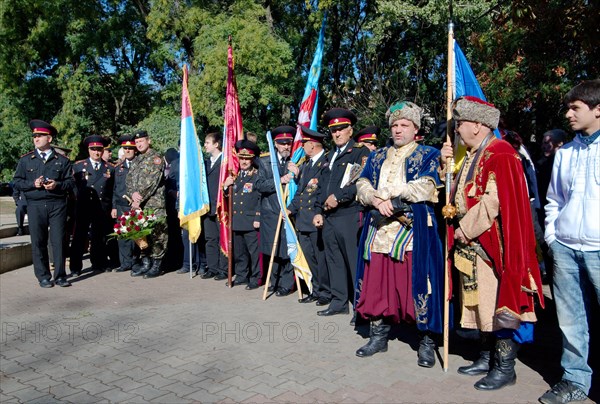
<box><xmin>73</xmin><ymin>159</ymin><xmax>114</xmax><ymax>211</ymax></box>
<box><xmin>205</xmin><ymin>155</ymin><xmax>222</xmax><ymax>216</ymax></box>
<box><xmin>231</xmin><ymin>167</ymin><xmax>260</xmax><ymax>232</ymax></box>
<box><xmin>112</xmin><ymin>160</ymin><xmax>131</xmax><ymax>208</ymax></box>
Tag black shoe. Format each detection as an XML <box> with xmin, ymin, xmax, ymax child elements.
<box><xmin>16</xmin><ymin>228</ymin><xmax>24</xmax><ymax>236</ymax></box>
<box><xmin>267</xmin><ymin>285</ymin><xmax>275</xmax><ymax>292</ymax></box>
<box><xmin>114</xmin><ymin>266</ymin><xmax>131</xmax><ymax>273</ymax></box>
<box><xmin>317</xmin><ymin>307</ymin><xmax>349</xmax><ymax>316</ymax></box>
<box><xmin>214</xmin><ymin>273</ymin><xmax>228</xmax><ymax>281</ymax></box>
<box><xmin>474</xmin><ymin>339</ymin><xmax>519</xmax><ymax>391</ymax></box>
<box><xmin>143</xmin><ymin>259</ymin><xmax>162</xmax><ymax>279</ymax></box>
<box><xmin>276</xmin><ymin>287</ymin><xmax>293</xmax><ymax>297</ymax></box>
<box><xmin>245</xmin><ymin>283</ymin><xmax>259</xmax><ymax>290</ymax></box>
<box><xmin>356</xmin><ymin>320</ymin><xmax>390</xmax><ymax>357</ymax></box>
<box><xmin>316</xmin><ymin>297</ymin><xmax>331</xmax><ymax>306</ymax></box>
<box><xmin>299</xmin><ymin>294</ymin><xmax>318</xmax><ymax>303</ymax></box>
<box><xmin>226</xmin><ymin>278</ymin><xmax>248</xmax><ymax>287</ymax></box>
<box><xmin>417</xmin><ymin>334</ymin><xmax>436</xmax><ymax>368</ymax></box>
<box><xmin>70</xmin><ymin>271</ymin><xmax>81</xmax><ymax>277</ymax></box>
<box><xmin>39</xmin><ymin>279</ymin><xmax>54</xmax><ymax>288</ymax></box>
<box><xmin>200</xmin><ymin>271</ymin><xmax>216</xmax><ymax>279</ymax></box>
<box><xmin>538</xmin><ymin>380</ymin><xmax>587</xmax><ymax>404</ymax></box>
<box><xmin>350</xmin><ymin>312</ymin><xmax>357</xmax><ymax>326</ymax></box>
<box><xmin>458</xmin><ymin>333</ymin><xmax>493</xmax><ymax>376</ymax></box>
<box><xmin>176</xmin><ymin>267</ymin><xmax>190</xmax><ymax>274</ymax></box>
<box><xmin>55</xmin><ymin>278</ymin><xmax>71</xmax><ymax>287</ymax></box>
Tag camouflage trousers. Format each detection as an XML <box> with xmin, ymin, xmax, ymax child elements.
<box><xmin>145</xmin><ymin>209</ymin><xmax>168</xmax><ymax>260</ymax></box>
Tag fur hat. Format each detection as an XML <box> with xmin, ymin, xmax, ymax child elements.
<box><xmin>452</xmin><ymin>96</ymin><xmax>500</xmax><ymax>130</ymax></box>
<box><xmin>385</xmin><ymin>101</ymin><xmax>422</xmax><ymax>128</ymax></box>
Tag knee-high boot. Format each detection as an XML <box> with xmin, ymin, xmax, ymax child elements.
<box><xmin>474</xmin><ymin>338</ymin><xmax>519</xmax><ymax>390</ymax></box>
<box><xmin>417</xmin><ymin>332</ymin><xmax>437</xmax><ymax>368</ymax></box>
<box><xmin>458</xmin><ymin>332</ymin><xmax>494</xmax><ymax>376</ymax></box>
<box><xmin>355</xmin><ymin>319</ymin><xmax>390</xmax><ymax>357</ymax></box>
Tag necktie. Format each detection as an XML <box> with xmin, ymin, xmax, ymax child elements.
<box><xmin>280</xmin><ymin>158</ymin><xmax>286</xmax><ymax>166</ymax></box>
<box><xmin>40</xmin><ymin>152</ymin><xmax>46</xmax><ymax>162</ymax></box>
<box><xmin>329</xmin><ymin>148</ymin><xmax>340</xmax><ymax>169</ymax></box>
<box><xmin>94</xmin><ymin>162</ymin><xmax>99</xmax><ymax>171</ymax></box>
<box><xmin>125</xmin><ymin>160</ymin><xmax>129</xmax><ymax>169</ymax></box>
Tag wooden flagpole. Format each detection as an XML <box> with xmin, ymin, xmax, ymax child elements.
<box><xmin>442</xmin><ymin>11</ymin><xmax>457</xmax><ymax>372</ymax></box>
<box><xmin>227</xmin><ymin>186</ymin><xmax>233</xmax><ymax>287</ymax></box>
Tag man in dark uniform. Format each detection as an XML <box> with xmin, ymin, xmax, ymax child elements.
<box><xmin>200</xmin><ymin>132</ymin><xmax>229</xmax><ymax>280</ymax></box>
<box><xmin>127</xmin><ymin>130</ymin><xmax>167</xmax><ymax>279</ymax></box>
<box><xmin>223</xmin><ymin>140</ymin><xmax>261</xmax><ymax>289</ymax></box>
<box><xmin>354</xmin><ymin>125</ymin><xmax>380</xmax><ymax>152</ymax></box>
<box><xmin>70</xmin><ymin>135</ymin><xmax>115</xmax><ymax>275</ymax></box>
<box><xmin>287</xmin><ymin>125</ymin><xmax>331</xmax><ymax>304</ymax></box>
<box><xmin>255</xmin><ymin>126</ymin><xmax>296</xmax><ymax>296</ymax></box>
<box><xmin>13</xmin><ymin>119</ymin><xmax>75</xmax><ymax>288</ymax></box>
<box><xmin>12</xmin><ymin>187</ymin><xmax>27</xmax><ymax>236</ymax></box>
<box><xmin>313</xmin><ymin>108</ymin><xmax>370</xmax><ymax>316</ymax></box>
<box><xmin>111</xmin><ymin>135</ymin><xmax>137</xmax><ymax>272</ymax></box>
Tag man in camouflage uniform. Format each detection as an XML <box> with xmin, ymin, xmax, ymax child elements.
<box><xmin>127</xmin><ymin>130</ymin><xmax>167</xmax><ymax>279</ymax></box>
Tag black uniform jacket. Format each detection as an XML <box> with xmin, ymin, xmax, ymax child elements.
<box><xmin>13</xmin><ymin>149</ymin><xmax>74</xmax><ymax>203</ymax></box>
<box><xmin>112</xmin><ymin>160</ymin><xmax>131</xmax><ymax>209</ymax></box>
<box><xmin>230</xmin><ymin>167</ymin><xmax>260</xmax><ymax>232</ymax></box>
<box><xmin>288</xmin><ymin>152</ymin><xmax>328</xmax><ymax>232</ymax></box>
<box><xmin>73</xmin><ymin>159</ymin><xmax>114</xmax><ymax>211</ymax></box>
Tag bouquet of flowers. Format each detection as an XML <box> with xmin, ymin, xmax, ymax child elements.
<box><xmin>110</xmin><ymin>208</ymin><xmax>164</xmax><ymax>249</ymax></box>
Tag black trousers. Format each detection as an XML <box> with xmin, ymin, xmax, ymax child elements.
<box><xmin>15</xmin><ymin>201</ymin><xmax>27</xmax><ymax>229</ymax></box>
<box><xmin>116</xmin><ymin>205</ymin><xmax>135</xmax><ymax>269</ymax></box>
<box><xmin>27</xmin><ymin>201</ymin><xmax>67</xmax><ymax>282</ymax></box>
<box><xmin>181</xmin><ymin>227</ymin><xmax>206</xmax><ymax>271</ymax></box>
<box><xmin>298</xmin><ymin>230</ymin><xmax>330</xmax><ymax>300</ymax></box>
<box><xmin>323</xmin><ymin>211</ymin><xmax>361</xmax><ymax>311</ymax></box>
<box><xmin>265</xmin><ymin>255</ymin><xmax>294</xmax><ymax>290</ymax></box>
<box><xmin>70</xmin><ymin>206</ymin><xmax>110</xmax><ymax>272</ymax></box>
<box><xmin>202</xmin><ymin>215</ymin><xmax>227</xmax><ymax>275</ymax></box>
<box><xmin>233</xmin><ymin>229</ymin><xmax>260</xmax><ymax>284</ymax></box>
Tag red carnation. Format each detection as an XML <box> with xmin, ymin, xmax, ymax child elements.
<box><xmin>116</xmin><ymin>230</ymin><xmax>121</xmax><ymax>235</ymax></box>
<box><xmin>138</xmin><ymin>214</ymin><xmax>143</xmax><ymax>220</ymax></box>
<box><xmin>135</xmin><ymin>226</ymin><xmax>141</xmax><ymax>231</ymax></box>
<box><xmin>114</xmin><ymin>224</ymin><xmax>119</xmax><ymax>229</ymax></box>
<box><xmin>126</xmin><ymin>227</ymin><xmax>131</xmax><ymax>232</ymax></box>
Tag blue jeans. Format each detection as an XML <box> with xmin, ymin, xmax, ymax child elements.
<box><xmin>551</xmin><ymin>241</ymin><xmax>600</xmax><ymax>394</ymax></box>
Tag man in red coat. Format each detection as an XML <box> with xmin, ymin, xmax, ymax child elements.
<box><xmin>440</xmin><ymin>96</ymin><xmax>544</xmax><ymax>391</ymax></box>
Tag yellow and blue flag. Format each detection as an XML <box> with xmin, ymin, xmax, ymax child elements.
<box><xmin>178</xmin><ymin>65</ymin><xmax>209</xmax><ymax>242</ymax></box>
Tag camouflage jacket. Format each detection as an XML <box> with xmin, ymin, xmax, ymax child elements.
<box><xmin>126</xmin><ymin>148</ymin><xmax>165</xmax><ymax>210</ymax></box>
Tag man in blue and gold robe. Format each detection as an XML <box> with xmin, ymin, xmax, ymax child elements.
<box><xmin>354</xmin><ymin>101</ymin><xmax>445</xmax><ymax>368</ymax></box>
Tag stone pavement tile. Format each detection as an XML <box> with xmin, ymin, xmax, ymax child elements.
<box><xmin>103</xmin><ymin>359</ymin><xmax>135</xmax><ymax>374</ymax></box>
<box><xmin>63</xmin><ymin>373</ymin><xmax>100</xmax><ymax>389</ymax></box>
<box><xmin>143</xmin><ymin>373</ymin><xmax>178</xmax><ymax>389</ymax></box>
<box><xmin>255</xmin><ymin>363</ymin><xmax>291</xmax><ymax>377</ymax></box>
<box><xmin>247</xmin><ymin>382</ymin><xmax>288</xmax><ymax>399</ymax></box>
<box><xmin>60</xmin><ymin>390</ymin><xmax>104</xmax><ymax>403</ymax></box>
<box><xmin>27</xmin><ymin>395</ymin><xmax>62</xmax><ymax>404</ymax></box>
<box><xmin>116</xmin><ymin>366</ymin><xmax>154</xmax><ymax>380</ymax></box>
<box><xmin>251</xmin><ymin>372</ymin><xmax>286</xmax><ymax>388</ymax></box>
<box><xmin>182</xmin><ymin>388</ymin><xmax>226</xmax><ymax>402</ymax></box>
<box><xmin>39</xmin><ymin>365</ymin><xmax>77</xmax><ymax>379</ymax></box>
<box><xmin>160</xmin><ymin>381</ymin><xmax>199</xmax><ymax>397</ymax></box>
<box><xmin>158</xmin><ymin>354</ymin><xmax>190</xmax><ymax>368</ymax></box>
<box><xmin>277</xmin><ymin>380</ymin><xmax>316</xmax><ymax>396</ymax></box>
<box><xmin>192</xmin><ymin>378</ymin><xmax>229</xmax><ymax>394</ymax></box>
<box><xmin>90</xmin><ymin>369</ymin><xmax>124</xmax><ymax>384</ymax></box>
<box><xmin>0</xmin><ymin>360</ymin><xmax>28</xmax><ymax>375</ymax></box>
<box><xmin>228</xmin><ymin>366</ymin><xmax>265</xmax><ymax>380</ymax></box>
<box><xmin>43</xmin><ymin>383</ymin><xmax>83</xmax><ymax>399</ymax></box>
<box><xmin>127</xmin><ymin>357</ymin><xmax>163</xmax><ymax>371</ymax></box>
<box><xmin>0</xmin><ymin>375</ymin><xmax>31</xmax><ymax>394</ymax></box>
<box><xmin>279</xmin><ymin>370</ymin><xmax>316</xmax><ymax>385</ymax></box>
<box><xmin>107</xmin><ymin>376</ymin><xmax>147</xmax><ymax>392</ymax></box>
<box><xmin>199</xmin><ymin>367</ymin><xmax>235</xmax><ymax>383</ymax></box>
<box><xmin>7</xmin><ymin>387</ymin><xmax>47</xmax><ymax>402</ymax></box>
<box><xmin>150</xmin><ymin>392</ymin><xmax>192</xmax><ymax>403</ymax></box>
<box><xmin>68</xmin><ymin>363</ymin><xmax>103</xmax><ymax>376</ymax></box>
<box><xmin>222</xmin><ymin>375</ymin><xmax>260</xmax><ymax>391</ymax></box>
<box><xmin>303</xmin><ymin>387</ymin><xmax>343</xmax><ymax>403</ymax></box>
<box><xmin>271</xmin><ymin>391</ymin><xmax>307</xmax><ymax>403</ymax></box>
<box><xmin>8</xmin><ymin>368</ymin><xmax>44</xmax><ymax>383</ymax></box>
<box><xmin>333</xmin><ymin>386</ymin><xmax>377</xmax><ymax>403</ymax></box>
<box><xmin>76</xmin><ymin>380</ymin><xmax>113</xmax><ymax>395</ymax></box>
<box><xmin>165</xmin><ymin>369</ymin><xmax>207</xmax><ymax>385</ymax></box>
<box><xmin>241</xmin><ymin>393</ymin><xmax>274</xmax><ymax>403</ymax></box>
<box><xmin>97</xmin><ymin>387</ymin><xmax>142</xmax><ymax>402</ymax></box>
<box><xmin>147</xmin><ymin>363</ymin><xmax>184</xmax><ymax>378</ymax></box>
<box><xmin>127</xmin><ymin>385</ymin><xmax>170</xmax><ymax>401</ymax></box>
<box><xmin>219</xmin><ymin>385</ymin><xmax>258</xmax><ymax>402</ymax></box>
<box><xmin>304</xmin><ymin>377</ymin><xmax>341</xmax><ymax>394</ymax></box>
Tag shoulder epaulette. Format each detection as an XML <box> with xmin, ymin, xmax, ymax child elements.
<box><xmin>353</xmin><ymin>143</ymin><xmax>364</xmax><ymax>148</ymax></box>
<box><xmin>296</xmin><ymin>156</ymin><xmax>307</xmax><ymax>166</ymax></box>
<box><xmin>75</xmin><ymin>159</ymin><xmax>87</xmax><ymax>164</ymax></box>
<box><xmin>22</xmin><ymin>150</ymin><xmax>35</xmax><ymax>158</ymax></box>
<box><xmin>260</xmin><ymin>152</ymin><xmax>270</xmax><ymax>158</ymax></box>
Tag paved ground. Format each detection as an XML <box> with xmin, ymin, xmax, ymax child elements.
<box><xmin>1</xmin><ymin>255</ymin><xmax>598</xmax><ymax>404</ymax></box>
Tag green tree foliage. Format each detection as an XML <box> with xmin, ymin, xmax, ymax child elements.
<box><xmin>0</xmin><ymin>0</ymin><xmax>597</xmax><ymax>180</ymax></box>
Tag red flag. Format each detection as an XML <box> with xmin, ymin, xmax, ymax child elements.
<box><xmin>217</xmin><ymin>43</ymin><xmax>244</xmax><ymax>257</ymax></box>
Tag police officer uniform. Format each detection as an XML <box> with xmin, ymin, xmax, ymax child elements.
<box><xmin>255</xmin><ymin>126</ymin><xmax>295</xmax><ymax>296</ymax></box>
<box><xmin>228</xmin><ymin>140</ymin><xmax>261</xmax><ymax>289</ymax></box>
<box><xmin>70</xmin><ymin>135</ymin><xmax>115</xmax><ymax>274</ymax></box>
<box><xmin>288</xmin><ymin>126</ymin><xmax>331</xmax><ymax>304</ymax></box>
<box><xmin>12</xmin><ymin>120</ymin><xmax>75</xmax><ymax>287</ymax></box>
<box><xmin>112</xmin><ymin>135</ymin><xmax>136</xmax><ymax>272</ymax></box>
<box><xmin>317</xmin><ymin>108</ymin><xmax>370</xmax><ymax>316</ymax></box>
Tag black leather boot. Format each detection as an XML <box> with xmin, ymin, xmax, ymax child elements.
<box><xmin>458</xmin><ymin>332</ymin><xmax>494</xmax><ymax>376</ymax></box>
<box><xmin>417</xmin><ymin>332</ymin><xmax>436</xmax><ymax>368</ymax></box>
<box><xmin>131</xmin><ymin>256</ymin><xmax>152</xmax><ymax>277</ymax></box>
<box><xmin>355</xmin><ymin>320</ymin><xmax>390</xmax><ymax>357</ymax></box>
<box><xmin>474</xmin><ymin>338</ymin><xmax>519</xmax><ymax>390</ymax></box>
<box><xmin>143</xmin><ymin>259</ymin><xmax>162</xmax><ymax>279</ymax></box>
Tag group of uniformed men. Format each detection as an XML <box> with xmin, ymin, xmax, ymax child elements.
<box><xmin>17</xmin><ymin>86</ymin><xmax>592</xmax><ymax>399</ymax></box>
